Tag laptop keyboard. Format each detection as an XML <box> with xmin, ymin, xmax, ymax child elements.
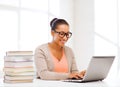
<box><xmin>62</xmin><ymin>78</ymin><xmax>83</xmax><ymax>82</ymax></box>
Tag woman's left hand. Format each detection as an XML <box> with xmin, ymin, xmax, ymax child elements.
<box><xmin>79</xmin><ymin>70</ymin><xmax>86</xmax><ymax>79</ymax></box>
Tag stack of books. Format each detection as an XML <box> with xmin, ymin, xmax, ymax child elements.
<box><xmin>3</xmin><ymin>51</ymin><xmax>35</xmax><ymax>83</ymax></box>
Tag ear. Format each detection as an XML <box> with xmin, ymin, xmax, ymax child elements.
<box><xmin>51</xmin><ymin>30</ymin><xmax>54</xmax><ymax>37</ymax></box>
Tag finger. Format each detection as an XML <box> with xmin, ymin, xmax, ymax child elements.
<box><xmin>72</xmin><ymin>75</ymin><xmax>79</xmax><ymax>79</ymax></box>
<box><xmin>83</xmin><ymin>70</ymin><xmax>86</xmax><ymax>74</ymax></box>
<box><xmin>81</xmin><ymin>70</ymin><xmax>86</xmax><ymax>74</ymax></box>
<box><xmin>80</xmin><ymin>70</ymin><xmax>86</xmax><ymax>75</ymax></box>
<box><xmin>75</xmin><ymin>74</ymin><xmax>83</xmax><ymax>79</ymax></box>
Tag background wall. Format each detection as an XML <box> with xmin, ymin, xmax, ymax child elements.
<box><xmin>73</xmin><ymin>0</ymin><xmax>94</xmax><ymax>70</ymax></box>
<box><xmin>59</xmin><ymin>0</ymin><xmax>74</xmax><ymax>48</ymax></box>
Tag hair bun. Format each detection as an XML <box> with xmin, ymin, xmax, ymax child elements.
<box><xmin>50</xmin><ymin>18</ymin><xmax>58</xmax><ymax>28</ymax></box>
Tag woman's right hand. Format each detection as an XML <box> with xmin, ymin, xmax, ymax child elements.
<box><xmin>68</xmin><ymin>73</ymin><xmax>82</xmax><ymax>79</ymax></box>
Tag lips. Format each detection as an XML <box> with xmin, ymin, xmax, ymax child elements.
<box><xmin>60</xmin><ymin>40</ymin><xmax>66</xmax><ymax>44</ymax></box>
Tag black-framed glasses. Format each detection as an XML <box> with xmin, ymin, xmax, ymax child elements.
<box><xmin>54</xmin><ymin>30</ymin><xmax>72</xmax><ymax>38</ymax></box>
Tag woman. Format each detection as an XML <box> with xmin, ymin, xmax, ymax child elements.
<box><xmin>34</xmin><ymin>18</ymin><xmax>85</xmax><ymax>80</ymax></box>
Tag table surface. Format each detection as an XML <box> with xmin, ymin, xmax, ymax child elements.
<box><xmin>0</xmin><ymin>78</ymin><xmax>120</xmax><ymax>87</ymax></box>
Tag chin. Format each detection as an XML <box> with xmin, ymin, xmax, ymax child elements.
<box><xmin>60</xmin><ymin>45</ymin><xmax>64</xmax><ymax>47</ymax></box>
<box><xmin>59</xmin><ymin>43</ymin><xmax>65</xmax><ymax>47</ymax></box>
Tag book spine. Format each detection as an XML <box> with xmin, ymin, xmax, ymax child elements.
<box><xmin>4</xmin><ymin>61</ymin><xmax>33</xmax><ymax>67</ymax></box>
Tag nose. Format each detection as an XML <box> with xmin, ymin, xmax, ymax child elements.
<box><xmin>62</xmin><ymin>35</ymin><xmax>68</xmax><ymax>40</ymax></box>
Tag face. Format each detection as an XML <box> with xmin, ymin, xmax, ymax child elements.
<box><xmin>52</xmin><ymin>24</ymin><xmax>71</xmax><ymax>47</ymax></box>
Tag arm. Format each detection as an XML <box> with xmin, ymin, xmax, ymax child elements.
<box><xmin>69</xmin><ymin>48</ymin><xmax>79</xmax><ymax>73</ymax></box>
<box><xmin>71</xmin><ymin>56</ymin><xmax>79</xmax><ymax>73</ymax></box>
<box><xmin>34</xmin><ymin>47</ymin><xmax>69</xmax><ymax>80</ymax></box>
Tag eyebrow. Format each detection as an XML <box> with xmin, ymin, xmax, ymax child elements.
<box><xmin>57</xmin><ymin>31</ymin><xmax>70</xmax><ymax>33</ymax></box>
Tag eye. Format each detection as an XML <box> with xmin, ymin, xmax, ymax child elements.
<box><xmin>59</xmin><ymin>32</ymin><xmax>65</xmax><ymax>36</ymax></box>
<box><xmin>66</xmin><ymin>33</ymin><xmax>69</xmax><ymax>36</ymax></box>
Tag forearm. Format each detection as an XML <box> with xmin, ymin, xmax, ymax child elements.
<box><xmin>37</xmin><ymin>70</ymin><xmax>69</xmax><ymax>80</ymax></box>
<box><xmin>71</xmin><ymin>57</ymin><xmax>79</xmax><ymax>73</ymax></box>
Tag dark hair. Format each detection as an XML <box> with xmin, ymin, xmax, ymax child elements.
<box><xmin>50</xmin><ymin>18</ymin><xmax>69</xmax><ymax>30</ymax></box>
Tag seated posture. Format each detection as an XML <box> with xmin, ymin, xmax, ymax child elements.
<box><xmin>34</xmin><ymin>18</ymin><xmax>85</xmax><ymax>80</ymax></box>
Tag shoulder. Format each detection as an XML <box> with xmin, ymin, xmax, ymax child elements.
<box><xmin>64</xmin><ymin>45</ymin><xmax>72</xmax><ymax>51</ymax></box>
<box><xmin>36</xmin><ymin>43</ymin><xmax>48</xmax><ymax>49</ymax></box>
<box><xmin>35</xmin><ymin>43</ymin><xmax>48</xmax><ymax>52</ymax></box>
<box><xmin>64</xmin><ymin>45</ymin><xmax>74</xmax><ymax>55</ymax></box>
<box><xmin>65</xmin><ymin>46</ymin><xmax>72</xmax><ymax>51</ymax></box>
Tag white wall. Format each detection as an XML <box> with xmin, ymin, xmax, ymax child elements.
<box><xmin>73</xmin><ymin>0</ymin><xmax>94</xmax><ymax>70</ymax></box>
<box><xmin>59</xmin><ymin>0</ymin><xmax>74</xmax><ymax>48</ymax></box>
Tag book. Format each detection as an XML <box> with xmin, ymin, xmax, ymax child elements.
<box><xmin>3</xmin><ymin>67</ymin><xmax>34</xmax><ymax>73</ymax></box>
<box><xmin>5</xmin><ymin>71</ymin><xmax>35</xmax><ymax>76</ymax></box>
<box><xmin>4</xmin><ymin>61</ymin><xmax>33</xmax><ymax>67</ymax></box>
<box><xmin>4</xmin><ymin>75</ymin><xmax>34</xmax><ymax>80</ymax></box>
<box><xmin>3</xmin><ymin>50</ymin><xmax>35</xmax><ymax>83</ymax></box>
<box><xmin>6</xmin><ymin>51</ymin><xmax>33</xmax><ymax>56</ymax></box>
<box><xmin>4</xmin><ymin>56</ymin><xmax>33</xmax><ymax>62</ymax></box>
<box><xmin>4</xmin><ymin>79</ymin><xmax>33</xmax><ymax>83</ymax></box>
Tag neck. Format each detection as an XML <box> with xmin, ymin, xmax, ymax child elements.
<box><xmin>49</xmin><ymin>41</ymin><xmax>63</xmax><ymax>51</ymax></box>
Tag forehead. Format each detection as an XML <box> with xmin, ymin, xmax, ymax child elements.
<box><xmin>56</xmin><ymin>24</ymin><xmax>69</xmax><ymax>32</ymax></box>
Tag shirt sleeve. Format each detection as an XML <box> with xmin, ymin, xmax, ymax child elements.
<box><xmin>34</xmin><ymin>46</ymin><xmax>70</xmax><ymax>80</ymax></box>
<box><xmin>69</xmin><ymin>48</ymin><xmax>79</xmax><ymax>73</ymax></box>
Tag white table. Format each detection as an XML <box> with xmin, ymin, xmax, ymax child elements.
<box><xmin>0</xmin><ymin>78</ymin><xmax>120</xmax><ymax>87</ymax></box>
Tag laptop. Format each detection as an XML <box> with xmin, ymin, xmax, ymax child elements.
<box><xmin>63</xmin><ymin>56</ymin><xmax>115</xmax><ymax>83</ymax></box>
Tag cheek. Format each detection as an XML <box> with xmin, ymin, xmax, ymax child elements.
<box><xmin>53</xmin><ymin>37</ymin><xmax>62</xmax><ymax>43</ymax></box>
<box><xmin>53</xmin><ymin>36</ymin><xmax>57</xmax><ymax>40</ymax></box>
<box><xmin>53</xmin><ymin>36</ymin><xmax>59</xmax><ymax>41</ymax></box>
